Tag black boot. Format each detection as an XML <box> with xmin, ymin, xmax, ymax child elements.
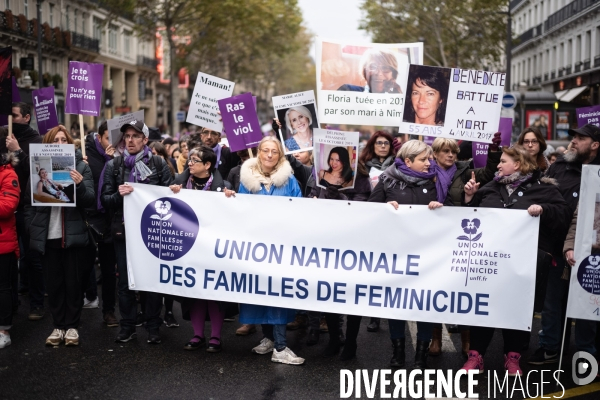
<box><xmin>389</xmin><ymin>338</ymin><xmax>405</xmax><ymax>368</ymax></box>
<box><xmin>367</xmin><ymin>317</ymin><xmax>380</xmax><ymax>332</ymax></box>
<box><xmin>323</xmin><ymin>313</ymin><xmax>341</xmax><ymax>357</ymax></box>
<box><xmin>414</xmin><ymin>340</ymin><xmax>430</xmax><ymax>369</ymax></box>
<box><xmin>306</xmin><ymin>329</ymin><xmax>320</xmax><ymax>346</ymax></box>
<box><xmin>340</xmin><ymin>340</ymin><xmax>357</xmax><ymax>361</ymax></box>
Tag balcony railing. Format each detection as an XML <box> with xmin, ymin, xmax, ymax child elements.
<box><xmin>516</xmin><ymin>23</ymin><xmax>543</xmax><ymax>47</ymax></box>
<box><xmin>551</xmin><ymin>71</ymin><xmax>556</xmax><ymax>79</ymax></box>
<box><xmin>544</xmin><ymin>73</ymin><xmax>549</xmax><ymax>81</ymax></box>
<box><xmin>533</xmin><ymin>76</ymin><xmax>542</xmax><ymax>84</ymax></box>
<box><xmin>545</xmin><ymin>0</ymin><xmax>600</xmax><ymax>32</ymax></box>
<box><xmin>509</xmin><ymin>0</ymin><xmax>526</xmax><ymax>11</ymax></box>
<box><xmin>575</xmin><ymin>62</ymin><xmax>582</xmax><ymax>73</ymax></box>
<box><xmin>137</xmin><ymin>56</ymin><xmax>158</xmax><ymax>69</ymax></box>
<box><xmin>584</xmin><ymin>59</ymin><xmax>591</xmax><ymax>70</ymax></box>
<box><xmin>558</xmin><ymin>68</ymin><xmax>564</xmax><ymax>77</ymax></box>
<box><xmin>566</xmin><ymin>65</ymin><xmax>572</xmax><ymax>75</ymax></box>
<box><xmin>594</xmin><ymin>55</ymin><xmax>600</xmax><ymax>67</ymax></box>
<box><xmin>71</xmin><ymin>32</ymin><xmax>99</xmax><ymax>53</ymax></box>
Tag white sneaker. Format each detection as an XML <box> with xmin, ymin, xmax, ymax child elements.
<box><xmin>271</xmin><ymin>347</ymin><xmax>305</xmax><ymax>365</ymax></box>
<box><xmin>65</xmin><ymin>328</ymin><xmax>79</xmax><ymax>346</ymax></box>
<box><xmin>46</xmin><ymin>329</ymin><xmax>65</xmax><ymax>346</ymax></box>
<box><xmin>0</xmin><ymin>332</ymin><xmax>11</xmax><ymax>349</ymax></box>
<box><xmin>252</xmin><ymin>337</ymin><xmax>274</xmax><ymax>354</ymax></box>
<box><xmin>83</xmin><ymin>297</ymin><xmax>99</xmax><ymax>309</ymax></box>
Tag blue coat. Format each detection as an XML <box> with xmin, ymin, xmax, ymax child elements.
<box><xmin>237</xmin><ymin>160</ymin><xmax>302</xmax><ymax>324</ymax></box>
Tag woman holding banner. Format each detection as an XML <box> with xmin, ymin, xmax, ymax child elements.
<box><xmin>369</xmin><ymin>140</ymin><xmax>452</xmax><ymax>369</ymax></box>
<box><xmin>461</xmin><ymin>145</ymin><xmax>569</xmax><ymax>376</ymax></box>
<box><xmin>224</xmin><ymin>136</ymin><xmax>305</xmax><ymax>366</ymax></box>
<box><xmin>170</xmin><ymin>146</ymin><xmax>229</xmax><ymax>352</ymax></box>
<box><xmin>516</xmin><ymin>127</ymin><xmax>549</xmax><ymax>172</ymax></box>
<box><xmin>24</xmin><ymin>126</ymin><xmax>95</xmax><ymax>347</ymax></box>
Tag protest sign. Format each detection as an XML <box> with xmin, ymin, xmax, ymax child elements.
<box><xmin>187</xmin><ymin>72</ymin><xmax>234</xmax><ymax>132</ymax></box>
<box><xmin>313</xmin><ymin>128</ymin><xmax>359</xmax><ymax>190</ymax></box>
<box><xmin>398</xmin><ymin>65</ymin><xmax>506</xmax><ymax>143</ymax></box>
<box><xmin>107</xmin><ymin>110</ymin><xmax>145</xmax><ymax>147</ymax></box>
<box><xmin>65</xmin><ymin>61</ymin><xmax>103</xmax><ymax>116</ymax></box>
<box><xmin>576</xmin><ymin>105</ymin><xmax>600</xmax><ymax>128</ymax></box>
<box><xmin>217</xmin><ymin>92</ymin><xmax>262</xmax><ymax>153</ymax></box>
<box><xmin>0</xmin><ymin>46</ymin><xmax>12</xmax><ymax>119</ymax></box>
<box><xmin>124</xmin><ymin>184</ymin><xmax>539</xmax><ymax>330</ymax></box>
<box><xmin>29</xmin><ymin>144</ymin><xmax>76</xmax><ymax>207</ymax></box>
<box><xmin>272</xmin><ymin>90</ymin><xmax>318</xmax><ymax>154</ymax></box>
<box><xmin>566</xmin><ymin>165</ymin><xmax>600</xmax><ymax>322</ymax></box>
<box><xmin>33</xmin><ymin>86</ymin><xmax>59</xmax><ymax>134</ymax></box>
<box><xmin>315</xmin><ymin>38</ymin><xmax>422</xmax><ymax>126</ymax></box>
<box><xmin>472</xmin><ymin>117</ymin><xmax>512</xmax><ymax>168</ymax></box>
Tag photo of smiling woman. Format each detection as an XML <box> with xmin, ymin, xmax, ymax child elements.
<box><xmin>317</xmin><ymin>146</ymin><xmax>356</xmax><ymax>189</ymax></box>
<box><xmin>276</xmin><ymin>105</ymin><xmax>318</xmax><ymax>153</ymax></box>
<box><xmin>402</xmin><ymin>65</ymin><xmax>450</xmax><ymax>126</ymax></box>
<box><xmin>337</xmin><ymin>48</ymin><xmax>402</xmax><ymax>94</ymax></box>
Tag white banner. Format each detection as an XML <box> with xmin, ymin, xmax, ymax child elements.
<box><xmin>186</xmin><ymin>72</ymin><xmax>235</xmax><ymax>132</ymax></box>
<box><xmin>124</xmin><ymin>184</ymin><xmax>539</xmax><ymax>331</ymax></box>
<box><xmin>106</xmin><ymin>110</ymin><xmax>144</xmax><ymax>147</ymax></box>
<box><xmin>566</xmin><ymin>165</ymin><xmax>600</xmax><ymax>321</ymax></box>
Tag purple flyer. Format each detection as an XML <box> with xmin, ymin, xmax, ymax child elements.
<box><xmin>65</xmin><ymin>61</ymin><xmax>104</xmax><ymax>116</ymax></box>
<box><xmin>472</xmin><ymin>117</ymin><xmax>512</xmax><ymax>168</ymax></box>
<box><xmin>576</xmin><ymin>105</ymin><xmax>600</xmax><ymax>128</ymax></box>
<box><xmin>33</xmin><ymin>86</ymin><xmax>59</xmax><ymax>134</ymax></box>
<box><xmin>217</xmin><ymin>92</ymin><xmax>262</xmax><ymax>152</ymax></box>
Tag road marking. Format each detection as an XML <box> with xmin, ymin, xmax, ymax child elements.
<box><xmin>530</xmin><ymin>381</ymin><xmax>600</xmax><ymax>399</ymax></box>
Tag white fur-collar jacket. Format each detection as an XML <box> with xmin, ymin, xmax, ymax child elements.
<box><xmin>239</xmin><ymin>158</ymin><xmax>293</xmax><ymax>193</ymax></box>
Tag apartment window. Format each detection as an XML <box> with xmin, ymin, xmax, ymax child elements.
<box><xmin>74</xmin><ymin>10</ymin><xmax>78</xmax><ymax>34</ymax></box>
<box><xmin>24</xmin><ymin>0</ymin><xmax>29</xmax><ymax>18</ymax></box>
<box><xmin>51</xmin><ymin>59</ymin><xmax>57</xmax><ymax>74</ymax></box>
<box><xmin>49</xmin><ymin>4</ymin><xmax>54</xmax><ymax>27</ymax></box>
<box><xmin>66</xmin><ymin>6</ymin><xmax>70</xmax><ymax>31</ymax></box>
<box><xmin>108</xmin><ymin>24</ymin><xmax>118</xmax><ymax>52</ymax></box>
<box><xmin>585</xmin><ymin>30</ymin><xmax>592</xmax><ymax>60</ymax></box>
<box><xmin>5</xmin><ymin>1</ymin><xmax>9</xmax><ymax>10</ymax></box>
<box><xmin>560</xmin><ymin>42</ymin><xmax>565</xmax><ymax>67</ymax></box>
<box><xmin>567</xmin><ymin>39</ymin><xmax>572</xmax><ymax>65</ymax></box>
<box><xmin>124</xmin><ymin>30</ymin><xmax>131</xmax><ymax>55</ymax></box>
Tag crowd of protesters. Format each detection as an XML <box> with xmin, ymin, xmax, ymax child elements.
<box><xmin>1</xmin><ymin>100</ymin><xmax>600</xmax><ymax>374</ymax></box>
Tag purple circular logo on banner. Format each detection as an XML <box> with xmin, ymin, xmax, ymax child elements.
<box><xmin>140</xmin><ymin>197</ymin><xmax>199</xmax><ymax>261</ymax></box>
<box><xmin>577</xmin><ymin>255</ymin><xmax>600</xmax><ymax>295</ymax></box>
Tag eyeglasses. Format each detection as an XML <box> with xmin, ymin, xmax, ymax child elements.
<box><xmin>260</xmin><ymin>148</ymin><xmax>280</xmax><ymax>156</ymax></box>
<box><xmin>200</xmin><ymin>131</ymin><xmax>220</xmax><ymax>137</ymax></box>
<box><xmin>375</xmin><ymin>140</ymin><xmax>390</xmax><ymax>147</ymax></box>
<box><xmin>124</xmin><ymin>134</ymin><xmax>144</xmax><ymax>141</ymax></box>
<box><xmin>367</xmin><ymin>64</ymin><xmax>396</xmax><ymax>74</ymax></box>
<box><xmin>523</xmin><ymin>139</ymin><xmax>539</xmax><ymax>145</ymax></box>
<box><xmin>188</xmin><ymin>158</ymin><xmax>203</xmax><ymax>165</ymax></box>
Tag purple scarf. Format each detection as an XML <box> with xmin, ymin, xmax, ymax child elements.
<box><xmin>95</xmin><ymin>134</ymin><xmax>113</xmax><ymax>212</ymax></box>
<box><xmin>124</xmin><ymin>146</ymin><xmax>153</xmax><ymax>183</ymax></box>
<box><xmin>493</xmin><ymin>171</ymin><xmax>533</xmax><ymax>188</ymax></box>
<box><xmin>186</xmin><ymin>174</ymin><xmax>213</xmax><ymax>191</ymax></box>
<box><xmin>393</xmin><ymin>158</ymin><xmax>453</xmax><ymax>203</ymax></box>
<box><xmin>212</xmin><ymin>144</ymin><xmax>222</xmax><ymax>168</ymax></box>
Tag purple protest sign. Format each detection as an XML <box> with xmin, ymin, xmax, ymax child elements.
<box><xmin>33</xmin><ymin>86</ymin><xmax>59</xmax><ymax>134</ymax></box>
<box><xmin>472</xmin><ymin>117</ymin><xmax>512</xmax><ymax>168</ymax></box>
<box><xmin>576</xmin><ymin>105</ymin><xmax>600</xmax><ymax>128</ymax></box>
<box><xmin>423</xmin><ymin>136</ymin><xmax>435</xmax><ymax>145</ymax></box>
<box><xmin>65</xmin><ymin>61</ymin><xmax>103</xmax><ymax>116</ymax></box>
<box><xmin>217</xmin><ymin>92</ymin><xmax>262</xmax><ymax>152</ymax></box>
<box><xmin>0</xmin><ymin>77</ymin><xmax>20</xmax><ymax>126</ymax></box>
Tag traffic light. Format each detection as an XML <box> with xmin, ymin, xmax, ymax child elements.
<box><xmin>104</xmin><ymin>89</ymin><xmax>113</xmax><ymax>107</ymax></box>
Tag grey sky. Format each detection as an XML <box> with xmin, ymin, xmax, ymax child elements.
<box><xmin>298</xmin><ymin>0</ymin><xmax>371</xmax><ymax>58</ymax></box>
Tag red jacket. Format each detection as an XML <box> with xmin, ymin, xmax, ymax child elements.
<box><xmin>0</xmin><ymin>158</ymin><xmax>20</xmax><ymax>256</ymax></box>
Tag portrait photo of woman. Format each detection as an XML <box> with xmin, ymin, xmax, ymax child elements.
<box><xmin>337</xmin><ymin>48</ymin><xmax>402</xmax><ymax>94</ymax></box>
<box><xmin>317</xmin><ymin>146</ymin><xmax>356</xmax><ymax>189</ymax></box>
<box><xmin>402</xmin><ymin>65</ymin><xmax>450</xmax><ymax>126</ymax></box>
<box><xmin>275</xmin><ymin>104</ymin><xmax>318</xmax><ymax>153</ymax></box>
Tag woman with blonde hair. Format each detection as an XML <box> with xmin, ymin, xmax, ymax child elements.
<box><xmin>461</xmin><ymin>145</ymin><xmax>570</xmax><ymax>376</ymax></box>
<box><xmin>283</xmin><ymin>106</ymin><xmax>314</xmax><ymax>152</ymax></box>
<box><xmin>224</xmin><ymin>136</ymin><xmax>304</xmax><ymax>365</ymax></box>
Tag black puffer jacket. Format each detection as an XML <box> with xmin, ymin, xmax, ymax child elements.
<box><xmin>13</xmin><ymin>123</ymin><xmax>42</xmax><ymax>209</ymax></box>
<box><xmin>464</xmin><ymin>170</ymin><xmax>571</xmax><ymax>256</ymax></box>
<box><xmin>226</xmin><ymin>163</ymin><xmax>242</xmax><ymax>192</ymax></box>
<box><xmin>24</xmin><ymin>151</ymin><xmax>95</xmax><ymax>253</ymax></box>
<box><xmin>84</xmin><ymin>133</ymin><xmax>113</xmax><ymax>240</ymax></box>
<box><xmin>172</xmin><ymin>168</ymin><xmax>230</xmax><ymax>191</ymax></box>
<box><xmin>545</xmin><ymin>153</ymin><xmax>600</xmax><ymax>213</ymax></box>
<box><xmin>100</xmin><ymin>152</ymin><xmax>173</xmax><ymax>213</ymax></box>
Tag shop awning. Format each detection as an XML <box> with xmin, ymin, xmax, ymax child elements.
<box><xmin>557</xmin><ymin>86</ymin><xmax>588</xmax><ymax>102</ymax></box>
<box><xmin>553</xmin><ymin>89</ymin><xmax>568</xmax><ymax>100</ymax></box>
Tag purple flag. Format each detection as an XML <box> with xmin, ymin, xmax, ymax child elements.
<box><xmin>65</xmin><ymin>61</ymin><xmax>104</xmax><ymax>116</ymax></box>
<box><xmin>472</xmin><ymin>117</ymin><xmax>512</xmax><ymax>168</ymax></box>
<box><xmin>217</xmin><ymin>92</ymin><xmax>262</xmax><ymax>152</ymax></box>
<box><xmin>0</xmin><ymin>77</ymin><xmax>20</xmax><ymax>126</ymax></box>
<box><xmin>33</xmin><ymin>86</ymin><xmax>59</xmax><ymax>134</ymax></box>
<box><xmin>576</xmin><ymin>105</ymin><xmax>600</xmax><ymax>128</ymax></box>
<box><xmin>423</xmin><ymin>136</ymin><xmax>435</xmax><ymax>146</ymax></box>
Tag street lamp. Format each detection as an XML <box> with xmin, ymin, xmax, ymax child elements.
<box><xmin>518</xmin><ymin>81</ymin><xmax>527</xmax><ymax>131</ymax></box>
<box><xmin>37</xmin><ymin>0</ymin><xmax>42</xmax><ymax>86</ymax></box>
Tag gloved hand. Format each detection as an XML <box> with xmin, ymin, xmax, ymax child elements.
<box><xmin>272</xmin><ymin>118</ymin><xmax>282</xmax><ymax>133</ymax></box>
<box><xmin>392</xmin><ymin>137</ymin><xmax>403</xmax><ymax>155</ymax></box>
<box><xmin>489</xmin><ymin>131</ymin><xmax>502</xmax><ymax>152</ymax></box>
<box><xmin>324</xmin><ymin>185</ymin><xmax>344</xmax><ymax>200</ymax></box>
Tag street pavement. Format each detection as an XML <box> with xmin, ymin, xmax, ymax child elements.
<box><xmin>2</xmin><ymin>292</ymin><xmax>600</xmax><ymax>400</ymax></box>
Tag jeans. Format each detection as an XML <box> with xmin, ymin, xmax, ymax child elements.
<box><xmin>84</xmin><ymin>241</ymin><xmax>116</xmax><ymax>313</ymax></box>
<box><xmin>16</xmin><ymin>211</ymin><xmax>44</xmax><ymax>310</ymax></box>
<box><xmin>0</xmin><ymin>253</ymin><xmax>17</xmax><ymax>330</ymax></box>
<box><xmin>539</xmin><ymin>259</ymin><xmax>570</xmax><ymax>352</ymax></box>
<box><xmin>262</xmin><ymin>324</ymin><xmax>287</xmax><ymax>351</ymax></box>
<box><xmin>114</xmin><ymin>240</ymin><xmax>162</xmax><ymax>332</ymax></box>
<box><xmin>389</xmin><ymin>320</ymin><xmax>433</xmax><ymax>341</ymax></box>
<box><xmin>43</xmin><ymin>241</ymin><xmax>86</xmax><ymax>330</ymax></box>
<box><xmin>575</xmin><ymin>319</ymin><xmax>597</xmax><ymax>355</ymax></box>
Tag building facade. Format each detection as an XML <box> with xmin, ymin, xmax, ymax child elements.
<box><xmin>1</xmin><ymin>0</ymin><xmax>160</xmax><ymax>134</ymax></box>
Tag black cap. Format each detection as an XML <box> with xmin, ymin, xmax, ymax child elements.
<box><xmin>568</xmin><ymin>124</ymin><xmax>600</xmax><ymax>142</ymax></box>
<box><xmin>120</xmin><ymin>120</ymin><xmax>149</xmax><ymax>137</ymax></box>
<box><xmin>148</xmin><ymin>127</ymin><xmax>162</xmax><ymax>142</ymax></box>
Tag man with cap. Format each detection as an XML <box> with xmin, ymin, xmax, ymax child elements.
<box><xmin>101</xmin><ymin>120</ymin><xmax>173</xmax><ymax>344</ymax></box>
<box><xmin>529</xmin><ymin>123</ymin><xmax>600</xmax><ymax>365</ymax></box>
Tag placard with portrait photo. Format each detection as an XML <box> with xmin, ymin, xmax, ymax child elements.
<box><xmin>29</xmin><ymin>144</ymin><xmax>77</xmax><ymax>207</ymax></box>
<box><xmin>316</xmin><ymin>38</ymin><xmax>422</xmax><ymax>126</ymax></box>
<box><xmin>272</xmin><ymin>90</ymin><xmax>318</xmax><ymax>155</ymax></box>
<box><xmin>313</xmin><ymin>128</ymin><xmax>359</xmax><ymax>191</ymax></box>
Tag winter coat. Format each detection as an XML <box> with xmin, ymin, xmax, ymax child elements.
<box><xmin>447</xmin><ymin>151</ymin><xmax>501</xmax><ymax>206</ymax></box>
<box><xmin>12</xmin><ymin>123</ymin><xmax>42</xmax><ymax>209</ymax></box>
<box><xmin>84</xmin><ymin>133</ymin><xmax>113</xmax><ymax>241</ymax></box>
<box><xmin>215</xmin><ymin>145</ymin><xmax>240</xmax><ymax>183</ymax></box>
<box><xmin>368</xmin><ymin>165</ymin><xmax>454</xmax><ymax>207</ymax></box>
<box><xmin>563</xmin><ymin>205</ymin><xmax>577</xmax><ymax>255</ymax></box>
<box><xmin>237</xmin><ymin>157</ymin><xmax>300</xmax><ymax>325</ymax></box>
<box><xmin>226</xmin><ymin>164</ymin><xmax>242</xmax><ymax>192</ymax></box>
<box><xmin>100</xmin><ymin>152</ymin><xmax>174</xmax><ymax>214</ymax></box>
<box><xmin>0</xmin><ymin>153</ymin><xmax>20</xmax><ymax>256</ymax></box>
<box><xmin>308</xmin><ymin>172</ymin><xmax>372</xmax><ymax>201</ymax></box>
<box><xmin>464</xmin><ymin>170</ymin><xmax>571</xmax><ymax>256</ymax></box>
<box><xmin>172</xmin><ymin>168</ymin><xmax>230</xmax><ymax>191</ymax></box>
<box><xmin>24</xmin><ymin>151</ymin><xmax>96</xmax><ymax>254</ymax></box>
